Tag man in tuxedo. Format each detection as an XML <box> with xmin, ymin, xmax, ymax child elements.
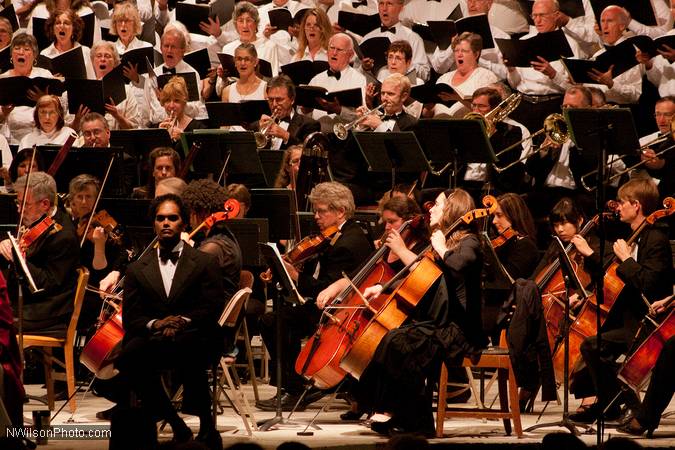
<box><xmin>254</xmin><ymin>75</ymin><xmax>320</xmax><ymax>150</ymax></box>
<box><xmin>356</xmin><ymin>73</ymin><xmax>417</xmax><ymax>132</ymax></box>
<box><xmin>114</xmin><ymin>194</ymin><xmax>224</xmax><ymax>449</ymax></box>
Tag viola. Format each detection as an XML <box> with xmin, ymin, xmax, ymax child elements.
<box><xmin>558</xmin><ymin>197</ymin><xmax>675</xmax><ymax>383</ymax></box>
<box><xmin>46</xmin><ymin>132</ymin><xmax>78</xmax><ymax>176</ymax></box>
<box><xmin>490</xmin><ymin>227</ymin><xmax>518</xmax><ymax>248</ymax></box>
<box><xmin>339</xmin><ymin>195</ymin><xmax>498</xmax><ymax>380</ymax></box>
<box><xmin>77</xmin><ymin>210</ymin><xmax>124</xmax><ymax>245</ymax></box>
<box><xmin>295</xmin><ymin>216</ymin><xmax>426</xmax><ymax>389</ymax></box>
<box><xmin>178</xmin><ymin>142</ymin><xmax>202</xmax><ymax>179</ymax></box>
<box><xmin>18</xmin><ymin>216</ymin><xmax>55</xmax><ymax>254</ymax></box>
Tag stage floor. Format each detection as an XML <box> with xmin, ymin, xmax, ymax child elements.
<box><xmin>15</xmin><ymin>382</ymin><xmax>675</xmax><ymax>449</ymax></box>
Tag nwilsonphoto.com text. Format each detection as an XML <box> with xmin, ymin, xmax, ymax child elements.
<box><xmin>5</xmin><ymin>425</ymin><xmax>111</xmax><ymax>440</ymax></box>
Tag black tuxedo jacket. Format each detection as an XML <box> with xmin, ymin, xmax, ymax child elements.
<box><xmin>250</xmin><ymin>113</ymin><xmax>321</xmax><ymax>150</ymax></box>
<box><xmin>122</xmin><ymin>243</ymin><xmax>224</xmax><ymax>340</ymax></box>
<box><xmin>392</xmin><ymin>111</ymin><xmax>417</xmax><ymax>132</ymax></box>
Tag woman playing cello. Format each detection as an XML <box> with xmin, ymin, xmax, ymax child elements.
<box><xmin>348</xmin><ymin>188</ymin><xmax>487</xmax><ymax>436</ymax></box>
<box><xmin>568</xmin><ymin>178</ymin><xmax>673</xmax><ymax>423</ymax></box>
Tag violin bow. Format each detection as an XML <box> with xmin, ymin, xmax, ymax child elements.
<box><xmin>79</xmin><ymin>155</ymin><xmax>116</xmax><ymax>247</ymax></box>
<box><xmin>16</xmin><ymin>145</ymin><xmax>38</xmax><ymax>239</ymax></box>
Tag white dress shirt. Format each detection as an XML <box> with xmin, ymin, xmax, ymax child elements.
<box><xmin>223</xmin><ymin>79</ymin><xmax>268</xmax><ymax>102</ymax></box>
<box><xmin>646</xmin><ymin>30</ymin><xmax>675</xmax><ymax>97</ymax></box>
<box><xmin>145</xmin><ymin>59</ymin><xmax>208</xmax><ymax>123</ymax></box>
<box><xmin>327</xmin><ymin>0</ymin><xmax>379</xmax><ymax>31</ymax></box>
<box><xmin>627</xmin><ymin>0</ymin><xmax>674</xmax><ymax>39</ymax></box>
<box><xmin>435</xmin><ymin>67</ymin><xmax>500</xmax><ymax>117</ymax></box>
<box><xmin>19</xmin><ymin>126</ymin><xmax>76</xmax><ymax>150</ymax></box>
<box><xmin>399</xmin><ymin>0</ymin><xmax>467</xmax><ymax>29</ymax></box>
<box><xmin>222</xmin><ymin>36</ymin><xmax>289</xmax><ymax>76</ymax></box>
<box><xmin>293</xmin><ymin>47</ymin><xmax>329</xmax><ymax>62</ymax></box>
<box><xmin>489</xmin><ymin>0</ymin><xmax>530</xmax><ymax>34</ymax></box>
<box><xmin>105</xmin><ymin>84</ymin><xmax>142</xmax><ymax>130</ymax></box>
<box><xmin>258</xmin><ymin>0</ymin><xmax>305</xmax><ymax>53</ymax></box>
<box><xmin>158</xmin><ymin>240</ymin><xmax>184</xmax><ymax>297</ymax></box>
<box><xmin>435</xmin><ymin>22</ymin><xmax>510</xmax><ymax>75</ymax></box>
<box><xmin>361</xmin><ymin>21</ymin><xmax>431</xmax><ymax>81</ymax></box>
<box><xmin>308</xmin><ymin>65</ymin><xmax>367</xmax><ymax>126</ymax></box>
<box><xmin>586</xmin><ymin>36</ymin><xmax>643</xmax><ymax>104</ymax></box>
<box><xmin>544</xmin><ymin>141</ymin><xmax>576</xmax><ymax>189</ymax></box>
<box><xmin>114</xmin><ymin>37</ymin><xmax>153</xmax><ymax>55</ymax></box>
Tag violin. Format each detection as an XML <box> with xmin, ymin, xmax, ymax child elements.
<box><xmin>18</xmin><ymin>215</ymin><xmax>55</xmax><ymax>254</ymax></box>
<box><xmin>490</xmin><ymin>227</ymin><xmax>518</xmax><ymax>248</ymax></box>
<box><xmin>77</xmin><ymin>210</ymin><xmax>124</xmax><ymax>245</ymax></box>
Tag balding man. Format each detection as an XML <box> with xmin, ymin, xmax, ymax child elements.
<box><xmin>581</xmin><ymin>6</ymin><xmax>641</xmax><ymax>105</ymax></box>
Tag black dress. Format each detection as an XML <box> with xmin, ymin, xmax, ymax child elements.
<box><xmin>355</xmin><ymin>234</ymin><xmax>487</xmax><ymax>432</ymax></box>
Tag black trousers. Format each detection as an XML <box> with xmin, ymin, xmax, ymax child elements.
<box><xmin>115</xmin><ymin>329</ymin><xmax>220</xmax><ymax>420</ymax></box>
<box><xmin>637</xmin><ymin>336</ymin><xmax>675</xmax><ymax>429</ymax></box>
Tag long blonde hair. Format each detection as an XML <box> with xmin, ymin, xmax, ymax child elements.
<box><xmin>439</xmin><ymin>188</ymin><xmax>476</xmax><ymax>251</ymax></box>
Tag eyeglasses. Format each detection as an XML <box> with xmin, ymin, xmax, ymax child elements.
<box><xmin>82</xmin><ymin>128</ymin><xmax>106</xmax><ymax>137</ymax></box>
<box><xmin>115</xmin><ymin>18</ymin><xmax>132</xmax><ymax>24</ymax></box>
<box><xmin>234</xmin><ymin>56</ymin><xmax>254</xmax><ymax>63</ymax></box>
<box><xmin>328</xmin><ymin>46</ymin><xmax>349</xmax><ymax>53</ymax></box>
<box><xmin>313</xmin><ymin>207</ymin><xmax>333</xmax><ymax>215</ymax></box>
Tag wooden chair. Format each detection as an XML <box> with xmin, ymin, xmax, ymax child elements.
<box><xmin>436</xmin><ymin>331</ymin><xmax>522</xmax><ymax>438</ymax></box>
<box><xmin>22</xmin><ymin>268</ymin><xmax>89</xmax><ymax>412</ymax></box>
<box><xmin>217</xmin><ymin>287</ymin><xmax>257</xmax><ymax>434</ymax></box>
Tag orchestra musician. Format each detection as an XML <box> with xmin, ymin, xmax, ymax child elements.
<box><xmin>568</xmin><ymin>178</ymin><xmax>673</xmax><ymax>423</ymax></box>
<box><xmin>256</xmin><ymin>182</ymin><xmax>373</xmax><ymax>411</ymax></box>
<box><xmin>356</xmin><ymin>73</ymin><xmax>417</xmax><ymax>132</ymax></box>
<box><xmin>2</xmin><ymin>148</ymin><xmax>45</xmax><ymax>194</ymax></box>
<box><xmin>131</xmin><ymin>147</ymin><xmax>181</xmax><ymax>199</ymax></box>
<box><xmin>639</xmin><ymin>96</ymin><xmax>675</xmax><ymax>199</ymax></box>
<box><xmin>349</xmin><ymin>188</ymin><xmax>487</xmax><ymax>436</ymax></box>
<box><xmin>274</xmin><ymin>145</ymin><xmax>302</xmax><ymax>188</ymax></box>
<box><xmin>157</xmin><ymin>76</ymin><xmax>208</xmax><ymax>143</ymax></box>
<box><xmin>113</xmin><ymin>194</ymin><xmax>224</xmax><ymax>449</ymax></box>
<box><xmin>0</xmin><ymin>172</ymin><xmax>80</xmax><ymax>337</ymax></box>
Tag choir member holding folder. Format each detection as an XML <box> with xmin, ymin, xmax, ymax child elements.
<box><xmin>110</xmin><ymin>2</ymin><xmax>153</xmax><ymax>58</ymax></box>
<box><xmin>39</xmin><ymin>9</ymin><xmax>95</xmax><ymax>79</ymax></box>
<box><xmin>0</xmin><ymin>33</ymin><xmax>58</xmax><ymax>145</ymax></box>
<box><xmin>292</xmin><ymin>8</ymin><xmax>332</xmax><ymax>62</ymax></box>
<box><xmin>19</xmin><ymin>94</ymin><xmax>76</xmax><ymax>149</ymax></box>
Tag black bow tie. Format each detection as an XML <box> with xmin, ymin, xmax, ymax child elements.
<box><xmin>380</xmin><ymin>26</ymin><xmax>396</xmax><ymax>33</ymax></box>
<box><xmin>159</xmin><ymin>248</ymin><xmax>180</xmax><ymax>264</ymax></box>
<box><xmin>327</xmin><ymin>69</ymin><xmax>341</xmax><ymax>79</ymax></box>
<box><xmin>352</xmin><ymin>0</ymin><xmax>367</xmax><ymax>7</ymax></box>
<box><xmin>163</xmin><ymin>66</ymin><xmax>176</xmax><ymax>74</ymax></box>
<box><xmin>382</xmin><ymin>113</ymin><xmax>401</xmax><ymax>121</ymax></box>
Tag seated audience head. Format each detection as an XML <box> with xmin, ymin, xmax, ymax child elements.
<box><xmin>9</xmin><ymin>148</ymin><xmax>44</xmax><ymax>183</ymax></box>
<box><xmin>274</xmin><ymin>145</ymin><xmax>302</xmax><ymax>188</ymax></box>
<box><xmin>160</xmin><ymin>76</ymin><xmax>190</xmax><ymax>119</ymax></box>
<box><xmin>297</xmin><ymin>8</ymin><xmax>332</xmax><ymax>54</ymax></box>
<box><xmin>563</xmin><ymin>86</ymin><xmax>592</xmax><ymax>109</ymax></box>
<box><xmin>80</xmin><ymin>112</ymin><xmax>111</xmax><ymax>147</ymax></box>
<box><xmin>14</xmin><ymin>172</ymin><xmax>57</xmax><ymax>226</ymax></box>
<box><xmin>234</xmin><ymin>42</ymin><xmax>259</xmax><ymax>79</ymax></box>
<box><xmin>308</xmin><ymin>182</ymin><xmax>355</xmax><ymax>230</ymax></box>
<box><xmin>600</xmin><ymin>5</ymin><xmax>629</xmax><ymax>46</ymax></box>
<box><xmin>386</xmin><ymin>40</ymin><xmax>413</xmax><ymax>75</ymax></box>
<box><xmin>493</xmin><ymin>193</ymin><xmax>536</xmax><ymax>238</ymax></box>
<box><xmin>155</xmin><ymin>177</ymin><xmax>187</xmax><ymax>197</ymax></box>
<box><xmin>34</xmin><ymin>95</ymin><xmax>65</xmax><ymax>134</ymax></box>
<box><xmin>327</xmin><ymin>33</ymin><xmax>354</xmax><ymax>72</ymax></box>
<box><xmin>226</xmin><ymin>183</ymin><xmax>251</xmax><ymax>218</ymax></box>
<box><xmin>111</xmin><ymin>2</ymin><xmax>143</xmax><ymax>45</ymax></box>
<box><xmin>381</xmin><ymin>73</ymin><xmax>410</xmax><ymax>115</ymax></box>
<box><xmin>68</xmin><ymin>174</ymin><xmax>100</xmax><ymax>220</ymax></box>
<box><xmin>233</xmin><ymin>2</ymin><xmax>260</xmax><ymax>43</ymax></box>
<box><xmin>266</xmin><ymin>75</ymin><xmax>296</xmax><ymax>118</ymax></box>
<box><xmin>91</xmin><ymin>40</ymin><xmax>120</xmax><ymax>79</ymax></box>
<box><xmin>46</xmin><ymin>9</ymin><xmax>83</xmax><ymax>47</ymax></box>
<box><xmin>160</xmin><ymin>27</ymin><xmax>187</xmax><ymax>68</ymax></box>
<box><xmin>0</xmin><ymin>17</ymin><xmax>12</xmax><ymax>49</ymax></box>
<box><xmin>531</xmin><ymin>0</ymin><xmax>560</xmax><ymax>33</ymax></box>
<box><xmin>654</xmin><ymin>96</ymin><xmax>675</xmax><ymax>134</ymax></box>
<box><xmin>549</xmin><ymin>197</ymin><xmax>584</xmax><ymax>242</ymax></box>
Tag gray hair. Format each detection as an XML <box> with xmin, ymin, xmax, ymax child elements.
<box><xmin>91</xmin><ymin>40</ymin><xmax>120</xmax><ymax>67</ymax></box>
<box><xmin>68</xmin><ymin>174</ymin><xmax>100</xmax><ymax>198</ymax></box>
<box><xmin>308</xmin><ymin>181</ymin><xmax>355</xmax><ymax>218</ymax></box>
<box><xmin>14</xmin><ymin>172</ymin><xmax>57</xmax><ymax>206</ymax></box>
<box><xmin>233</xmin><ymin>2</ymin><xmax>260</xmax><ymax>27</ymax></box>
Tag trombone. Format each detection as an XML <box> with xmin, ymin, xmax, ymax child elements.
<box><xmin>333</xmin><ymin>103</ymin><xmax>386</xmax><ymax>140</ymax></box>
<box><xmin>579</xmin><ymin>122</ymin><xmax>675</xmax><ymax>191</ymax></box>
<box><xmin>493</xmin><ymin>113</ymin><xmax>570</xmax><ymax>173</ymax></box>
<box><xmin>254</xmin><ymin>109</ymin><xmax>282</xmax><ymax>149</ymax></box>
<box><xmin>464</xmin><ymin>92</ymin><xmax>522</xmax><ymax>137</ymax></box>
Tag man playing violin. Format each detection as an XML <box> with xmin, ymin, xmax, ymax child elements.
<box><xmin>256</xmin><ymin>181</ymin><xmax>373</xmax><ymax>411</ymax></box>
<box><xmin>567</xmin><ymin>178</ymin><xmax>672</xmax><ymax>423</ymax></box>
<box><xmin>0</xmin><ymin>172</ymin><xmax>79</xmax><ymax>337</ymax></box>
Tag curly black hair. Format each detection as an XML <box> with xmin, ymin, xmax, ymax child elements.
<box><xmin>149</xmin><ymin>193</ymin><xmax>190</xmax><ymax>225</ymax></box>
<box><xmin>181</xmin><ymin>179</ymin><xmax>228</xmax><ymax>218</ymax></box>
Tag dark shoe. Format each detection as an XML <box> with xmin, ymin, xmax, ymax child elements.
<box><xmin>370</xmin><ymin>418</ymin><xmax>395</xmax><ymax>436</ymax></box>
<box><xmin>389</xmin><ymin>423</ymin><xmax>436</xmax><ymax>439</ymax></box>
<box><xmin>518</xmin><ymin>388</ymin><xmax>537</xmax><ymax>413</ymax></box>
<box><xmin>300</xmin><ymin>387</ymin><xmax>326</xmax><ymax>407</ymax></box>
<box><xmin>255</xmin><ymin>392</ymin><xmax>305</xmax><ymax>412</ymax></box>
<box><xmin>340</xmin><ymin>410</ymin><xmax>365</xmax><ymax>421</ymax></box>
<box><xmin>617</xmin><ymin>407</ymin><xmax>637</xmax><ymax>427</ymax></box>
<box><xmin>617</xmin><ymin>417</ymin><xmax>653</xmax><ymax>437</ymax></box>
<box><xmin>96</xmin><ymin>405</ymin><xmax>118</xmax><ymax>421</ymax></box>
<box><xmin>171</xmin><ymin>421</ymin><xmax>193</xmax><ymax>443</ymax></box>
<box><xmin>569</xmin><ymin>403</ymin><xmax>620</xmax><ymax>423</ymax></box>
<box><xmin>196</xmin><ymin>428</ymin><xmax>223</xmax><ymax>450</ymax></box>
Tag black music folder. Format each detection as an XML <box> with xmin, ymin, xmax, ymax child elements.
<box><xmin>0</xmin><ymin>45</ymin><xmax>10</xmax><ymax>73</ymax></box>
<box><xmin>36</xmin><ymin>46</ymin><xmax>88</xmax><ymax>79</ymax></box>
<box><xmin>205</xmin><ymin>100</ymin><xmax>271</xmax><ymax>127</ymax></box>
<box><xmin>65</xmin><ymin>66</ymin><xmax>127</xmax><ymax>114</ymax></box>
<box><xmin>0</xmin><ymin>77</ymin><xmax>65</xmax><ymax>107</ymax></box>
<box><xmin>631</xmin><ymin>34</ymin><xmax>675</xmax><ymax>58</ymax></box>
<box><xmin>337</xmin><ymin>11</ymin><xmax>380</xmax><ymax>37</ymax></box>
<box><xmin>217</xmin><ymin>52</ymin><xmax>273</xmax><ymax>78</ymax></box>
<box><xmin>295</xmin><ymin>86</ymin><xmax>363</xmax><ymax>109</ymax></box>
<box><xmin>0</xmin><ymin>4</ymin><xmax>19</xmax><ymax>31</ymax></box>
<box><xmin>176</xmin><ymin>0</ymin><xmax>234</xmax><ymax>35</ymax></box>
<box><xmin>413</xmin><ymin>14</ymin><xmax>493</xmax><ymax>51</ymax></box>
<box><xmin>359</xmin><ymin>36</ymin><xmax>391</xmax><ymax>74</ymax></box>
<box><xmin>183</xmin><ymin>47</ymin><xmax>212</xmax><ymax>78</ymax></box>
<box><xmin>410</xmin><ymin>82</ymin><xmax>463</xmax><ymax>105</ymax></box>
<box><xmin>590</xmin><ymin>0</ymin><xmax>655</xmax><ymax>26</ymax></box>
<box><xmin>280</xmin><ymin>60</ymin><xmax>329</xmax><ymax>85</ymax></box>
<box><xmin>495</xmin><ymin>29</ymin><xmax>574</xmax><ymax>67</ymax></box>
<box><xmin>157</xmin><ymin>71</ymin><xmax>200</xmax><ymax>101</ymax></box>
<box><xmin>562</xmin><ymin>37</ymin><xmax>642</xmax><ymax>84</ymax></box>
<box><xmin>120</xmin><ymin>46</ymin><xmax>155</xmax><ymax>75</ymax></box>
<box><xmin>268</xmin><ymin>7</ymin><xmax>310</xmax><ymax>31</ymax></box>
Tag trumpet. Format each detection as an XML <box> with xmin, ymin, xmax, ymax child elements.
<box><xmin>493</xmin><ymin>113</ymin><xmax>570</xmax><ymax>173</ymax></box>
<box><xmin>464</xmin><ymin>93</ymin><xmax>522</xmax><ymax>137</ymax></box>
<box><xmin>254</xmin><ymin>109</ymin><xmax>281</xmax><ymax>149</ymax></box>
<box><xmin>333</xmin><ymin>103</ymin><xmax>387</xmax><ymax>140</ymax></box>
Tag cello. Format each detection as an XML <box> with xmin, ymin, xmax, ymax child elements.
<box><xmin>80</xmin><ymin>199</ymin><xmax>241</xmax><ymax>379</ymax></box>
<box><xmin>340</xmin><ymin>195</ymin><xmax>498</xmax><ymax>379</ymax></box>
<box><xmin>294</xmin><ymin>216</ymin><xmax>426</xmax><ymax>389</ymax></box>
<box><xmin>555</xmin><ymin>197</ymin><xmax>675</xmax><ymax>382</ymax></box>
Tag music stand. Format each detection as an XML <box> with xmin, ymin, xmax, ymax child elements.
<box><xmin>37</xmin><ymin>146</ymin><xmax>127</xmax><ymax>196</ymax></box>
<box><xmin>249</xmin><ymin>188</ymin><xmax>297</xmax><ymax>242</ymax></box>
<box><xmin>414</xmin><ymin>119</ymin><xmax>497</xmax><ymax>188</ymax></box>
<box><xmin>525</xmin><ymin>236</ymin><xmax>592</xmax><ymax>435</ymax></box>
<box><xmin>258</xmin><ymin>150</ymin><xmax>286</xmax><ymax>188</ymax></box>
<box><xmin>564</xmin><ymin>108</ymin><xmax>640</xmax><ymax>444</ymax></box>
<box><xmin>257</xmin><ymin>243</ymin><xmax>307</xmax><ymax>431</ymax></box>
<box><xmin>110</xmin><ymin>128</ymin><xmax>172</xmax><ymax>186</ymax></box>
<box><xmin>225</xmin><ymin>218</ymin><xmax>269</xmax><ymax>267</ymax></box>
<box><xmin>352</xmin><ymin>131</ymin><xmax>431</xmax><ymax>191</ymax></box>
<box><xmin>182</xmin><ymin>130</ymin><xmax>266</xmax><ymax>186</ymax></box>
